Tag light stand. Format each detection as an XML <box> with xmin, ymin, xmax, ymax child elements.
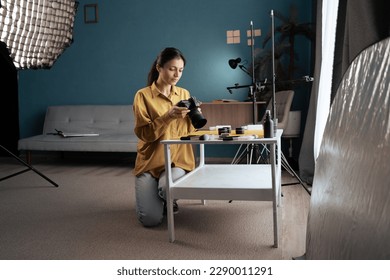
<box><xmin>271</xmin><ymin>10</ymin><xmax>277</xmax><ymax>132</ymax></box>
<box><xmin>227</xmin><ymin>12</ymin><xmax>312</xmax><ymax>194</ymax></box>
<box><xmin>0</xmin><ymin>144</ymin><xmax>58</xmax><ymax>187</ymax></box>
<box><xmin>229</xmin><ymin>21</ymin><xmax>263</xmax><ymax>164</ymax></box>
<box><xmin>269</xmin><ymin>10</ymin><xmax>310</xmax><ymax>195</ymax></box>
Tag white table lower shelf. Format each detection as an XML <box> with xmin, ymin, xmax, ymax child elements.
<box><xmin>162</xmin><ymin>129</ymin><xmax>282</xmax><ymax>248</ymax></box>
<box><xmin>172</xmin><ymin>164</ymin><xmax>276</xmax><ymax>201</ymax></box>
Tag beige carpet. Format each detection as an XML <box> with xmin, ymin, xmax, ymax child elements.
<box><xmin>0</xmin><ymin>155</ymin><xmax>309</xmax><ymax>260</ymax></box>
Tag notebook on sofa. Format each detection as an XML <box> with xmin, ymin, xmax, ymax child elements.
<box><xmin>50</xmin><ymin>129</ymin><xmax>99</xmax><ymax>138</ymax></box>
<box><xmin>60</xmin><ymin>132</ymin><xmax>99</xmax><ymax>138</ymax></box>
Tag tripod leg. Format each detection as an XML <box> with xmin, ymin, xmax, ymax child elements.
<box><xmin>0</xmin><ymin>145</ymin><xmax>58</xmax><ymax>187</ymax></box>
<box><xmin>280</xmin><ymin>151</ymin><xmax>310</xmax><ymax>195</ymax></box>
<box><xmin>257</xmin><ymin>144</ymin><xmax>270</xmax><ymax>164</ymax></box>
<box><xmin>232</xmin><ymin>144</ymin><xmax>260</xmax><ymax>164</ymax></box>
<box><xmin>232</xmin><ymin>144</ymin><xmax>245</xmax><ymax>164</ymax></box>
<box><xmin>235</xmin><ymin>145</ymin><xmax>252</xmax><ymax>164</ymax></box>
<box><xmin>257</xmin><ymin>143</ymin><xmax>310</xmax><ymax>195</ymax></box>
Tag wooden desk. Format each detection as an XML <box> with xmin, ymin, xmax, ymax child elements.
<box><xmin>162</xmin><ymin>129</ymin><xmax>282</xmax><ymax>247</ymax></box>
<box><xmin>201</xmin><ymin>101</ymin><xmax>266</xmax><ymax>129</ymax></box>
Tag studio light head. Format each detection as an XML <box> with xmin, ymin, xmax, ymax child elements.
<box><xmin>0</xmin><ymin>0</ymin><xmax>78</xmax><ymax>69</ymax></box>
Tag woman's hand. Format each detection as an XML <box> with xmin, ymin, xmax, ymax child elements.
<box><xmin>168</xmin><ymin>106</ymin><xmax>190</xmax><ymax>119</ymax></box>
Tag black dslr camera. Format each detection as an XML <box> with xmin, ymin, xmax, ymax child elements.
<box><xmin>176</xmin><ymin>96</ymin><xmax>207</xmax><ymax>129</ymax></box>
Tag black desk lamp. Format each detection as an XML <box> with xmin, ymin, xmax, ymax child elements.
<box><xmin>228</xmin><ymin>58</ymin><xmax>252</xmax><ymax>77</ymax></box>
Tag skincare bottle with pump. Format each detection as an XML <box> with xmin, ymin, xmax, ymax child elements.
<box><xmin>263</xmin><ymin>110</ymin><xmax>274</xmax><ymax>138</ymax></box>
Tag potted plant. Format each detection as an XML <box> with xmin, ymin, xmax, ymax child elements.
<box><xmin>252</xmin><ymin>5</ymin><xmax>315</xmax><ymax>100</ymax></box>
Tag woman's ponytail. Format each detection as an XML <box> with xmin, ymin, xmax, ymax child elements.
<box><xmin>147</xmin><ymin>60</ymin><xmax>159</xmax><ymax>86</ymax></box>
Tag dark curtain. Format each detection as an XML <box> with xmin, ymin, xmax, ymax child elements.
<box><xmin>331</xmin><ymin>0</ymin><xmax>390</xmax><ymax>102</ymax></box>
<box><xmin>298</xmin><ymin>0</ymin><xmax>322</xmax><ymax>185</ymax></box>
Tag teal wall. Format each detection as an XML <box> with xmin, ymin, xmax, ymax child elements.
<box><xmin>18</xmin><ymin>0</ymin><xmax>313</xmax><ymax>143</ymax></box>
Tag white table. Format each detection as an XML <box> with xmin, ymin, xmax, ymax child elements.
<box><xmin>162</xmin><ymin>129</ymin><xmax>282</xmax><ymax>247</ymax></box>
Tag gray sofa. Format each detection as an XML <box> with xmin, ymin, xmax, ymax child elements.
<box><xmin>18</xmin><ymin>105</ymin><xmax>138</xmax><ymax>162</ymax></box>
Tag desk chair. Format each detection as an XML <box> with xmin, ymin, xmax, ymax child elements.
<box><xmin>268</xmin><ymin>90</ymin><xmax>295</xmax><ymax>131</ymax></box>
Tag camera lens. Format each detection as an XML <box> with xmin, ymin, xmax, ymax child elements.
<box><xmin>189</xmin><ymin>109</ymin><xmax>207</xmax><ymax>129</ymax></box>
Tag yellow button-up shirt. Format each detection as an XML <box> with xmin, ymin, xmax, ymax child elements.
<box><xmin>133</xmin><ymin>83</ymin><xmax>196</xmax><ymax>178</ymax></box>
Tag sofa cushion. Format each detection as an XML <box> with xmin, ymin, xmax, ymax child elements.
<box><xmin>42</xmin><ymin>105</ymin><xmax>134</xmax><ymax>135</ymax></box>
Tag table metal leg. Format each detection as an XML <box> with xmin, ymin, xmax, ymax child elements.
<box><xmin>167</xmin><ymin>198</ymin><xmax>175</xmax><ymax>242</ymax></box>
<box><xmin>270</xmin><ymin>142</ymin><xmax>279</xmax><ymax>248</ymax></box>
<box><xmin>164</xmin><ymin>144</ymin><xmax>175</xmax><ymax>243</ymax></box>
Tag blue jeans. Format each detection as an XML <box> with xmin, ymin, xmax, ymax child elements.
<box><xmin>135</xmin><ymin>168</ymin><xmax>186</xmax><ymax>227</ymax></box>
